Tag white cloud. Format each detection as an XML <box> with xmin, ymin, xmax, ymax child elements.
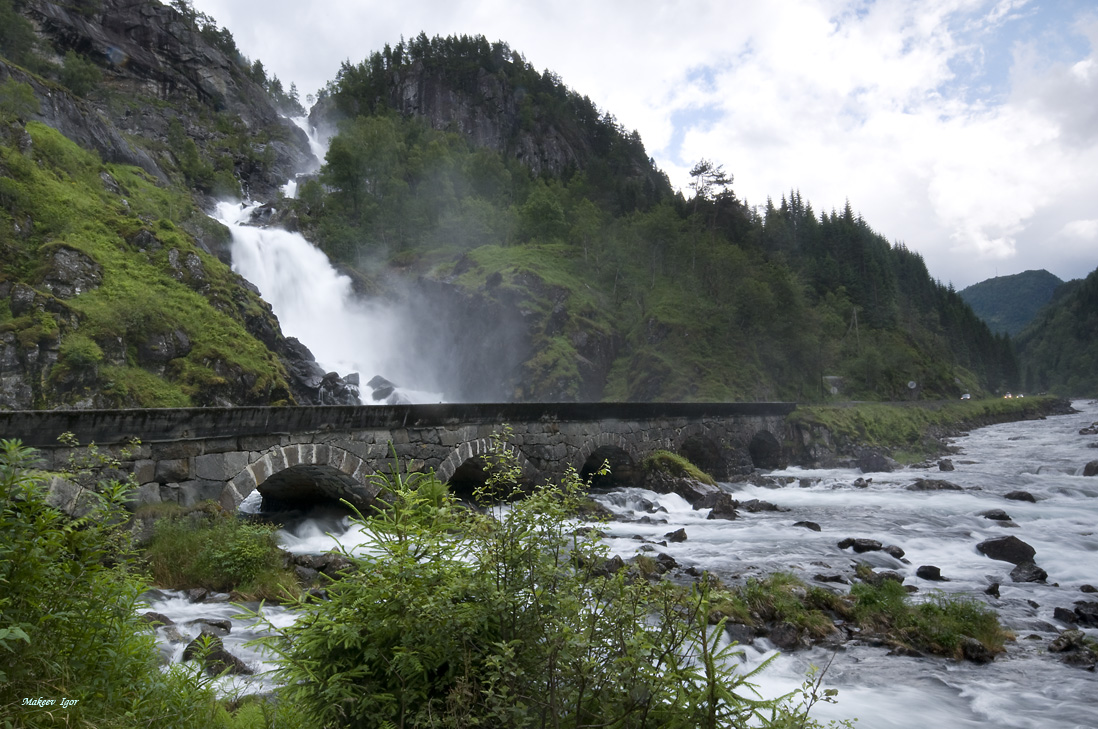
<box><xmin>1061</xmin><ymin>219</ymin><xmax>1098</xmax><ymax>239</ymax></box>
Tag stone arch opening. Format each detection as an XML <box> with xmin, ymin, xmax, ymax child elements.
<box><xmin>580</xmin><ymin>446</ymin><xmax>643</xmax><ymax>490</ymax></box>
<box><xmin>678</xmin><ymin>435</ymin><xmax>726</xmax><ymax>481</ymax></box>
<box><xmin>446</xmin><ymin>456</ymin><xmax>491</xmax><ymax>503</ymax></box>
<box><xmin>748</xmin><ymin>430</ymin><xmax>783</xmax><ymax>470</ymax></box>
<box><xmin>257</xmin><ymin>464</ymin><xmax>367</xmax><ymax>514</ymax></box>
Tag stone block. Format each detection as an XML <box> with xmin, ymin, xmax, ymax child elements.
<box><xmin>249</xmin><ymin>457</ymin><xmax>270</xmax><ymax>486</ymax></box>
<box><xmin>131</xmin><ymin>482</ymin><xmax>162</xmax><ymax>508</ymax></box>
<box><xmin>195</xmin><ymin>452</ymin><xmax>250</xmax><ymax>481</ymax></box>
<box><xmin>176</xmin><ymin>479</ymin><xmax>223</xmax><ymax>507</ymax></box>
<box><xmin>219</xmin><ymin>482</ymin><xmax>243</xmax><ymax>512</ymax></box>
<box><xmin>232</xmin><ymin>469</ymin><xmax>257</xmax><ymax>495</ymax></box>
<box><xmin>202</xmin><ymin>436</ymin><xmax>240</xmax><ymax>453</ymax></box>
<box><xmin>133</xmin><ymin>459</ymin><xmax>156</xmax><ymax>484</ymax></box>
<box><xmin>239</xmin><ymin>435</ymin><xmax>282</xmax><ymax>451</ymax></box>
<box><xmin>155</xmin><ymin>458</ymin><xmax>192</xmax><ymax>483</ymax></box>
<box><xmin>284</xmin><ymin>444</ymin><xmax>302</xmax><ymax>468</ymax></box>
<box><xmin>153</xmin><ymin>441</ymin><xmax>203</xmax><ymax>460</ymax></box>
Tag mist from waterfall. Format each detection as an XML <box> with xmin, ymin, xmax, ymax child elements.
<box><xmin>216</xmin><ymin>201</ymin><xmax>443</xmax><ymax>404</ymax></box>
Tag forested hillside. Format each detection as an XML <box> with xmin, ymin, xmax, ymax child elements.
<box><xmin>288</xmin><ymin>34</ymin><xmax>1017</xmax><ymax>402</ymax></box>
<box><xmin>2</xmin><ymin>2</ymin><xmax>1021</xmax><ymax>407</ymax></box>
<box><xmin>1014</xmin><ymin>266</ymin><xmax>1098</xmax><ymax>397</ymax></box>
<box><xmin>959</xmin><ymin>269</ymin><xmax>1064</xmax><ymax>336</ymax></box>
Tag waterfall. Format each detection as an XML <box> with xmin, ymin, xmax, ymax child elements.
<box><xmin>213</xmin><ymin>205</ymin><xmax>443</xmax><ymax>405</ymax></box>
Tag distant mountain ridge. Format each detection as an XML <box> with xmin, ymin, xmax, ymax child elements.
<box><xmin>959</xmin><ymin>270</ymin><xmax>1064</xmax><ymax>336</ymax></box>
<box><xmin>1014</xmin><ymin>266</ymin><xmax>1098</xmax><ymax>397</ymax></box>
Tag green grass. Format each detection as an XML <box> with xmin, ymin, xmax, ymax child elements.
<box><xmin>707</xmin><ymin>572</ymin><xmax>1009</xmax><ymax>658</ymax></box>
<box><xmin>642</xmin><ymin>449</ymin><xmax>716</xmax><ymax>485</ymax></box>
<box><xmin>0</xmin><ymin>121</ymin><xmax>294</xmax><ymax>407</ymax></box>
<box><xmin>143</xmin><ymin>509</ymin><xmax>300</xmax><ymax>601</ymax></box>
<box><xmin>851</xmin><ymin>579</ymin><xmax>1007</xmax><ymax>658</ymax></box>
<box><xmin>789</xmin><ymin>396</ymin><xmax>1063</xmax><ymax>458</ymax></box>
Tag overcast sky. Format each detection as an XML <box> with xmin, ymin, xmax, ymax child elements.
<box><xmin>189</xmin><ymin>0</ymin><xmax>1098</xmax><ymax>289</ymax></box>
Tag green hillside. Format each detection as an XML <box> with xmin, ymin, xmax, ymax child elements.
<box><xmin>959</xmin><ymin>269</ymin><xmax>1064</xmax><ymax>336</ymax></box>
<box><xmin>289</xmin><ymin>35</ymin><xmax>1018</xmax><ymax>402</ymax></box>
<box><xmin>1014</xmin><ymin>266</ymin><xmax>1098</xmax><ymax>397</ymax></box>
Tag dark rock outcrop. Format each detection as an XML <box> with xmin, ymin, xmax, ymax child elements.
<box><xmin>1009</xmin><ymin>561</ymin><xmax>1047</xmax><ymax>583</ymax></box>
<box><xmin>1004</xmin><ymin>490</ymin><xmax>1037</xmax><ymax>503</ymax></box>
<box><xmin>976</xmin><ymin>535</ymin><xmax>1037</xmax><ymax>565</ymax></box>
<box><xmin>907</xmin><ymin>478</ymin><xmax>963</xmax><ymax>491</ymax></box>
<box><xmin>23</xmin><ymin>0</ymin><xmax>313</xmax><ymax>199</ymax></box>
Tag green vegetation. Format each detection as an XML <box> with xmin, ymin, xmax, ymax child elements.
<box><xmin>144</xmin><ymin>511</ymin><xmax>298</xmax><ymax>601</ymax></box>
<box><xmin>788</xmin><ymin>396</ymin><xmax>1062</xmax><ymax>460</ymax></box>
<box><xmin>1014</xmin><ymin>265</ymin><xmax>1098</xmax><ymax>397</ymax></box>
<box><xmin>959</xmin><ymin>269</ymin><xmax>1064</xmax><ymax>336</ymax></box>
<box><xmin>257</xmin><ymin>437</ymin><xmax>851</xmax><ymax>729</ymax></box>
<box><xmin>713</xmin><ymin>572</ymin><xmax>1007</xmax><ymax>660</ymax></box>
<box><xmin>0</xmin><ymin>439</ymin><xmax>312</xmax><ymax>728</ymax></box>
<box><xmin>643</xmin><ymin>449</ymin><xmax>717</xmax><ymax>485</ymax></box>
<box><xmin>289</xmin><ymin>36</ymin><xmax>1019</xmax><ymax>402</ymax></box>
<box><xmin>0</xmin><ymin>120</ymin><xmax>295</xmax><ymax>407</ymax></box>
<box><xmin>850</xmin><ymin>580</ymin><xmax>1006</xmax><ymax>659</ymax></box>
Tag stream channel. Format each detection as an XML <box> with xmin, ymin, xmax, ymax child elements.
<box><xmin>143</xmin><ymin>400</ymin><xmax>1098</xmax><ymax>728</ymax></box>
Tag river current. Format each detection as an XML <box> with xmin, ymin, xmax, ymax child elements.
<box><xmin>145</xmin><ymin>400</ymin><xmax>1098</xmax><ymax>727</ymax></box>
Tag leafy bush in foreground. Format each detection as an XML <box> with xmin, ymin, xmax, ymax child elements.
<box><xmin>259</xmin><ymin>436</ymin><xmax>851</xmax><ymax>728</ymax></box>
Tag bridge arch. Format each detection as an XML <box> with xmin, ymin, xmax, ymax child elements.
<box><xmin>436</xmin><ymin>438</ymin><xmax>539</xmax><ymax>486</ymax></box>
<box><xmin>675</xmin><ymin>427</ymin><xmax>727</xmax><ymax>480</ymax></box>
<box><xmin>575</xmin><ymin>433</ymin><xmax>645</xmax><ymax>489</ymax></box>
<box><xmin>219</xmin><ymin>443</ymin><xmax>380</xmax><ymax>513</ymax></box>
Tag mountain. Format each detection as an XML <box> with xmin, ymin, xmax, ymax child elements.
<box><xmin>958</xmin><ymin>269</ymin><xmax>1065</xmax><ymax>336</ymax></box>
<box><xmin>1</xmin><ymin>2</ymin><xmax>1022</xmax><ymax>408</ymax></box>
<box><xmin>291</xmin><ymin>36</ymin><xmax>1018</xmax><ymax>402</ymax></box>
<box><xmin>1014</xmin><ymin>266</ymin><xmax>1098</xmax><ymax>397</ymax></box>
<box><xmin>0</xmin><ymin>0</ymin><xmax>358</xmax><ymax>409</ymax></box>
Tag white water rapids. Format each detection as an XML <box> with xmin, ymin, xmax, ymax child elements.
<box><xmin>212</xmin><ymin>201</ymin><xmax>442</xmax><ymax>404</ymax></box>
<box><xmin>146</xmin><ymin>402</ymin><xmax>1098</xmax><ymax>726</ymax></box>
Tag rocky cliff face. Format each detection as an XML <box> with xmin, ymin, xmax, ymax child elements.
<box><xmin>22</xmin><ymin>0</ymin><xmax>314</xmax><ymax>200</ymax></box>
<box><xmin>385</xmin><ymin>61</ymin><xmax>586</xmax><ymax>179</ymax></box>
<box><xmin>0</xmin><ymin>0</ymin><xmax>359</xmax><ymax>410</ymax></box>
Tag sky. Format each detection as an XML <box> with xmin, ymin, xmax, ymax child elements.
<box><xmin>188</xmin><ymin>0</ymin><xmax>1098</xmax><ymax>289</ymax></box>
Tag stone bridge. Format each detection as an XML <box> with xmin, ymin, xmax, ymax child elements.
<box><xmin>1</xmin><ymin>402</ymin><xmax>796</xmax><ymax>514</ymax></box>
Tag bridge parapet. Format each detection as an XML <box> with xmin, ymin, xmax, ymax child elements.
<box><xmin>0</xmin><ymin>403</ymin><xmax>796</xmax><ymax>513</ymax></box>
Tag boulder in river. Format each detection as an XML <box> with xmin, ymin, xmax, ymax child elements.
<box><xmin>938</xmin><ymin>459</ymin><xmax>955</xmax><ymax>471</ymax></box>
<box><xmin>916</xmin><ymin>565</ymin><xmax>946</xmax><ymax>581</ymax></box>
<box><xmin>976</xmin><ymin>535</ymin><xmax>1036</xmax><ymax>565</ymax></box>
<box><xmin>1073</xmin><ymin>601</ymin><xmax>1098</xmax><ymax>627</ymax></box>
<box><xmin>182</xmin><ymin>634</ymin><xmax>253</xmax><ymax>676</ymax></box>
<box><xmin>906</xmin><ymin>478</ymin><xmax>963</xmax><ymax>491</ymax></box>
<box><xmin>1009</xmin><ymin>561</ymin><xmax>1048</xmax><ymax>583</ymax></box>
<box><xmin>1004</xmin><ymin>490</ymin><xmax>1037</xmax><ymax>503</ymax></box>
<box><xmin>794</xmin><ymin>521</ymin><xmax>822</xmax><ymax>532</ymax></box>
<box><xmin>979</xmin><ymin>509</ymin><xmax>1012</xmax><ymax>522</ymax></box>
<box><xmin>838</xmin><ymin>537</ymin><xmax>883</xmax><ymax>553</ymax></box>
<box><xmin>665</xmin><ymin>528</ymin><xmax>688</xmax><ymax>543</ymax></box>
<box><xmin>960</xmin><ymin>636</ymin><xmax>995</xmax><ymax>664</ymax></box>
<box><xmin>1083</xmin><ymin>460</ymin><xmax>1098</xmax><ymax>477</ymax></box>
<box><xmin>855</xmin><ymin>450</ymin><xmax>898</xmax><ymax>473</ymax></box>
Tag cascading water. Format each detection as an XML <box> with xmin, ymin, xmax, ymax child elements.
<box><xmin>212</xmin><ymin>115</ymin><xmax>443</xmax><ymax>404</ymax></box>
<box><xmin>146</xmin><ymin>403</ymin><xmax>1098</xmax><ymax>721</ymax></box>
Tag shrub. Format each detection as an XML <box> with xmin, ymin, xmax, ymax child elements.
<box><xmin>851</xmin><ymin>579</ymin><xmax>1007</xmax><ymax>658</ymax></box>
<box><xmin>256</xmin><ymin>435</ymin><xmax>849</xmax><ymax>728</ymax></box>
<box><xmin>144</xmin><ymin>511</ymin><xmax>297</xmax><ymax>600</ymax></box>
<box><xmin>0</xmin><ymin>440</ymin><xmax>228</xmax><ymax>727</ymax></box>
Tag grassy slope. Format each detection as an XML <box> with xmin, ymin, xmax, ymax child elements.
<box><xmin>0</xmin><ymin>121</ymin><xmax>292</xmax><ymax>407</ymax></box>
<box><xmin>788</xmin><ymin>396</ymin><xmax>1066</xmax><ymax>461</ymax></box>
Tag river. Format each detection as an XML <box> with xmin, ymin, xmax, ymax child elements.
<box><xmin>144</xmin><ymin>400</ymin><xmax>1098</xmax><ymax>727</ymax></box>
